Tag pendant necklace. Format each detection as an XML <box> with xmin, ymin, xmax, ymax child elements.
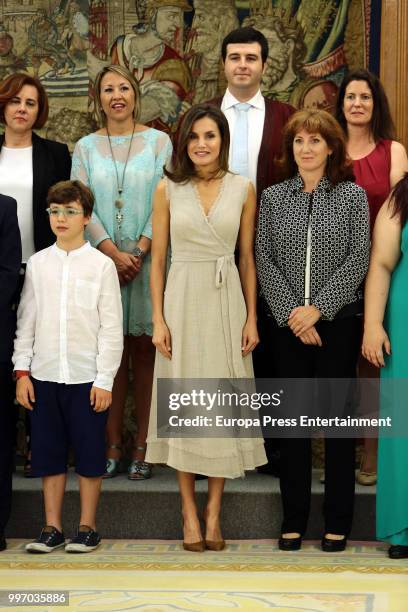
<box><xmin>106</xmin><ymin>122</ymin><xmax>136</xmax><ymax>245</ymax></box>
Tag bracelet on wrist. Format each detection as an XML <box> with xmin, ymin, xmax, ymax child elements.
<box><xmin>133</xmin><ymin>246</ymin><xmax>146</xmax><ymax>260</ymax></box>
<box><xmin>14</xmin><ymin>370</ymin><xmax>30</xmax><ymax>380</ymax></box>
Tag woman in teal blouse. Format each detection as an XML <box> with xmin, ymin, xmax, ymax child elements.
<box><xmin>72</xmin><ymin>65</ymin><xmax>172</xmax><ymax>480</ymax></box>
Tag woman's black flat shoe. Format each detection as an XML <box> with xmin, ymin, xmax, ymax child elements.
<box><xmin>278</xmin><ymin>536</ymin><xmax>302</xmax><ymax>551</ymax></box>
<box><xmin>321</xmin><ymin>536</ymin><xmax>347</xmax><ymax>553</ymax></box>
<box><xmin>388</xmin><ymin>545</ymin><xmax>408</xmax><ymax>559</ymax></box>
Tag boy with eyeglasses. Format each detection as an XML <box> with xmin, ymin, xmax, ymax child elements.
<box><xmin>13</xmin><ymin>180</ymin><xmax>123</xmax><ymax>553</ymax></box>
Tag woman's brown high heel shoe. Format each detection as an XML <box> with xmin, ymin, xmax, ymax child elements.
<box><xmin>203</xmin><ymin>510</ymin><xmax>225</xmax><ymax>551</ymax></box>
<box><xmin>205</xmin><ymin>538</ymin><xmax>225</xmax><ymax>551</ymax></box>
<box><xmin>182</xmin><ymin>518</ymin><xmax>205</xmax><ymax>552</ymax></box>
<box><xmin>183</xmin><ymin>540</ymin><xmax>206</xmax><ymax>552</ymax></box>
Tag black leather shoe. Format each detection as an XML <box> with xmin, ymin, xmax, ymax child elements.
<box><xmin>388</xmin><ymin>545</ymin><xmax>408</xmax><ymax>559</ymax></box>
<box><xmin>278</xmin><ymin>536</ymin><xmax>302</xmax><ymax>551</ymax></box>
<box><xmin>321</xmin><ymin>535</ymin><xmax>347</xmax><ymax>552</ymax></box>
<box><xmin>0</xmin><ymin>536</ymin><xmax>7</xmax><ymax>552</ymax></box>
<box><xmin>257</xmin><ymin>462</ymin><xmax>280</xmax><ymax>477</ymax></box>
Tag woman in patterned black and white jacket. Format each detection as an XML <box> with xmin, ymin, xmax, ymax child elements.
<box><xmin>255</xmin><ymin>109</ymin><xmax>370</xmax><ymax>553</ymax></box>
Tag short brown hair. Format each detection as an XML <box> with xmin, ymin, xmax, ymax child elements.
<box><xmin>47</xmin><ymin>180</ymin><xmax>94</xmax><ymax>217</ymax></box>
<box><xmin>166</xmin><ymin>104</ymin><xmax>230</xmax><ymax>183</ymax></box>
<box><xmin>94</xmin><ymin>65</ymin><xmax>141</xmax><ymax>126</ymax></box>
<box><xmin>221</xmin><ymin>27</ymin><xmax>269</xmax><ymax>64</ymax></box>
<box><xmin>277</xmin><ymin>109</ymin><xmax>354</xmax><ymax>185</ymax></box>
<box><xmin>0</xmin><ymin>73</ymin><xmax>49</xmax><ymax>129</ymax></box>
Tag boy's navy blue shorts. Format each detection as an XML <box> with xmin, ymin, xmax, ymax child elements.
<box><xmin>30</xmin><ymin>379</ymin><xmax>107</xmax><ymax>478</ymax></box>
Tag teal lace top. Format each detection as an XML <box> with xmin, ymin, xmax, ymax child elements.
<box><xmin>71</xmin><ymin>128</ymin><xmax>172</xmax><ymax>336</ymax></box>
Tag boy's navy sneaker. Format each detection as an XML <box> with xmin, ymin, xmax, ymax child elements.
<box><xmin>0</xmin><ymin>535</ymin><xmax>6</xmax><ymax>551</ymax></box>
<box><xmin>26</xmin><ymin>526</ymin><xmax>65</xmax><ymax>553</ymax></box>
<box><xmin>65</xmin><ymin>525</ymin><xmax>101</xmax><ymax>553</ymax></box>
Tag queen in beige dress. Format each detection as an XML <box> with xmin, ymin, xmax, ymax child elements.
<box><xmin>146</xmin><ymin>104</ymin><xmax>266</xmax><ymax>551</ymax></box>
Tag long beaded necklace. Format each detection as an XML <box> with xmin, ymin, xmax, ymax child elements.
<box><xmin>106</xmin><ymin>122</ymin><xmax>136</xmax><ymax>247</ymax></box>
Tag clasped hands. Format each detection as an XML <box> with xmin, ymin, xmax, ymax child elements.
<box><xmin>288</xmin><ymin>305</ymin><xmax>322</xmax><ymax>346</ymax></box>
<box><xmin>113</xmin><ymin>251</ymin><xmax>143</xmax><ymax>285</ymax></box>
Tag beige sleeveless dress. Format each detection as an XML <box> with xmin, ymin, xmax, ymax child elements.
<box><xmin>146</xmin><ymin>172</ymin><xmax>267</xmax><ymax>478</ymax></box>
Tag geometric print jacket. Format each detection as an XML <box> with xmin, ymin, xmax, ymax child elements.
<box><xmin>255</xmin><ymin>173</ymin><xmax>370</xmax><ymax>327</ymax></box>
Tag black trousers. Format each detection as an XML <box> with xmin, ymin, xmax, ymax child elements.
<box><xmin>253</xmin><ymin>300</ymin><xmax>280</xmax><ymax>467</ymax></box>
<box><xmin>0</xmin><ymin>364</ymin><xmax>15</xmax><ymax>536</ymax></box>
<box><xmin>269</xmin><ymin>317</ymin><xmax>361</xmax><ymax>536</ymax></box>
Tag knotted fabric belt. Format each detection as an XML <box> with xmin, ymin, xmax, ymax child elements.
<box><xmin>171</xmin><ymin>254</ymin><xmax>235</xmax><ymax>288</ymax></box>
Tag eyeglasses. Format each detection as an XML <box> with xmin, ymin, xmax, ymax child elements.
<box><xmin>46</xmin><ymin>206</ymin><xmax>84</xmax><ymax>218</ymax></box>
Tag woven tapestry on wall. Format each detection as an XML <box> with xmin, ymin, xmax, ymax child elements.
<box><xmin>0</xmin><ymin>0</ymin><xmax>379</xmax><ymax>150</ymax></box>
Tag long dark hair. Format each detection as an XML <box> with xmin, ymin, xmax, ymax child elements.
<box><xmin>276</xmin><ymin>109</ymin><xmax>354</xmax><ymax>185</ymax></box>
<box><xmin>166</xmin><ymin>104</ymin><xmax>230</xmax><ymax>183</ymax></box>
<box><xmin>335</xmin><ymin>69</ymin><xmax>395</xmax><ymax>141</ymax></box>
<box><xmin>389</xmin><ymin>173</ymin><xmax>408</xmax><ymax>228</ymax></box>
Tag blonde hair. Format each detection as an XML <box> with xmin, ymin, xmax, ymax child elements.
<box><xmin>94</xmin><ymin>65</ymin><xmax>141</xmax><ymax>126</ymax></box>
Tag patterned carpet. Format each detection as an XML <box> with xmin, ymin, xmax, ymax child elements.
<box><xmin>1</xmin><ymin>540</ymin><xmax>407</xmax><ymax>611</ymax></box>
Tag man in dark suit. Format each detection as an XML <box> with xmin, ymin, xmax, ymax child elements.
<box><xmin>0</xmin><ymin>195</ymin><xmax>21</xmax><ymax>551</ymax></box>
<box><xmin>214</xmin><ymin>27</ymin><xmax>295</xmax><ymax>473</ymax></box>
<box><xmin>212</xmin><ymin>26</ymin><xmax>295</xmax><ymax>205</ymax></box>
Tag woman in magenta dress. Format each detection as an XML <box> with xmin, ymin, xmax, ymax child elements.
<box><xmin>336</xmin><ymin>69</ymin><xmax>408</xmax><ymax>484</ymax></box>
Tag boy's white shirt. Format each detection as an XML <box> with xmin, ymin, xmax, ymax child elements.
<box><xmin>13</xmin><ymin>241</ymin><xmax>123</xmax><ymax>391</ymax></box>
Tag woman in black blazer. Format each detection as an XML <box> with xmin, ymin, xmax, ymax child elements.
<box><xmin>0</xmin><ymin>73</ymin><xmax>71</xmax><ymax>255</ymax></box>
<box><xmin>0</xmin><ymin>73</ymin><xmax>71</xmax><ymax>477</ymax></box>
<box><xmin>256</xmin><ymin>109</ymin><xmax>370</xmax><ymax>552</ymax></box>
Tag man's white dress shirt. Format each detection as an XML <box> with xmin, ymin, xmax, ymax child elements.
<box><xmin>13</xmin><ymin>242</ymin><xmax>123</xmax><ymax>391</ymax></box>
<box><xmin>221</xmin><ymin>89</ymin><xmax>265</xmax><ymax>192</ymax></box>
